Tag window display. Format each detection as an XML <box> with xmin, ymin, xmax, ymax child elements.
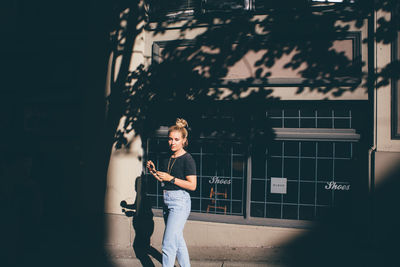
<box><xmin>145</xmin><ymin>104</ymin><xmax>364</xmax><ymax>223</ymax></box>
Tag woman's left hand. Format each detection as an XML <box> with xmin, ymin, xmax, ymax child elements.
<box><xmin>156</xmin><ymin>171</ymin><xmax>173</xmax><ymax>182</ymax></box>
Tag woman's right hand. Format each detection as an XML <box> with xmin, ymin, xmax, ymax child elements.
<box><xmin>146</xmin><ymin>160</ymin><xmax>162</xmax><ymax>182</ymax></box>
<box><xmin>146</xmin><ymin>160</ymin><xmax>155</xmax><ymax>172</ymax></box>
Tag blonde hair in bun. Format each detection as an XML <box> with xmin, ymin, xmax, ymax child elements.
<box><xmin>169</xmin><ymin>118</ymin><xmax>189</xmax><ymax>147</ymax></box>
<box><xmin>175</xmin><ymin>118</ymin><xmax>188</xmax><ymax>129</ymax></box>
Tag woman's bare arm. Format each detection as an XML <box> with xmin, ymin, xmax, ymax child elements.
<box><xmin>156</xmin><ymin>171</ymin><xmax>197</xmax><ymax>191</ymax></box>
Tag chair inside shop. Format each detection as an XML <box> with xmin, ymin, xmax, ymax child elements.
<box><xmin>206</xmin><ymin>187</ymin><xmax>227</xmax><ymax>214</ymax></box>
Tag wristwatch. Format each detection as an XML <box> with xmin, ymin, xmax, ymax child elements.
<box><xmin>170</xmin><ymin>177</ymin><xmax>176</xmax><ymax>184</ymax></box>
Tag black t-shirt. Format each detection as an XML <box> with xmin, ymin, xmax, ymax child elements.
<box><xmin>160</xmin><ymin>152</ymin><xmax>196</xmax><ymax>190</ymax></box>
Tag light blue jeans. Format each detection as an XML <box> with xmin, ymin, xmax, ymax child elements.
<box><xmin>162</xmin><ymin>190</ymin><xmax>191</xmax><ymax>267</ymax></box>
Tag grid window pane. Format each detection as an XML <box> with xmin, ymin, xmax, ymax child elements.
<box><xmin>334</xmin><ymin>118</ymin><xmax>350</xmax><ymax>128</ymax></box>
<box><xmin>251</xmin><ymin>180</ymin><xmax>266</xmax><ymax>202</ymax></box>
<box><xmin>268</xmin><ymin>157</ymin><xmax>283</xmax><ymax>177</ymax></box>
<box><xmin>251</xmin><ymin>156</ymin><xmax>265</xmax><ymax>178</ymax></box>
<box><xmin>215</xmin><ymin>155</ymin><xmax>231</xmax><ymax>177</ymax></box>
<box><xmin>335</xmin><ymin>142</ymin><xmax>352</xmax><ymax>159</ymax></box>
<box><xmin>267</xmin><ymin>107</ymin><xmax>352</xmax><ymax>130</ymax></box>
<box><xmin>146</xmin><ymin>106</ymin><xmax>358</xmax><ymax>222</ymax></box>
<box><xmin>284</xmin><ymin>141</ymin><xmax>299</xmax><ymax>156</ymax></box>
<box><xmin>317</xmin><ymin>118</ymin><xmax>333</xmax><ymax>128</ymax></box>
<box><xmin>284</xmin><ymin>158</ymin><xmax>299</xmax><ymax>179</ymax></box>
<box><xmin>300</xmin><ymin>158</ymin><xmax>316</xmax><ymax>181</ymax></box>
<box><xmin>266</xmin><ymin>188</ymin><xmax>282</xmax><ymax>203</ymax></box>
<box><xmin>317</xmin><ymin>182</ymin><xmax>332</xmax><ymax>206</ymax></box>
<box><xmin>232</xmin><ymin>156</ymin><xmax>245</xmax><ymax>177</ymax></box>
<box><xmin>232</xmin><ymin>178</ymin><xmax>244</xmax><ymax>201</ymax></box>
<box><xmin>299</xmin><ymin>206</ymin><xmax>315</xmax><ymax>220</ymax></box>
<box><xmin>317</xmin><ymin>159</ymin><xmax>333</xmax><ymax>181</ymax></box>
<box><xmin>285</xmin><ymin>109</ymin><xmax>299</xmax><ymax>117</ymax></box>
<box><xmin>301</xmin><ymin>142</ymin><xmax>316</xmax><ymax>157</ymax></box>
<box><xmin>283</xmin><ymin>181</ymin><xmax>298</xmax><ymax>203</ymax></box>
<box><xmin>251</xmin><ymin>137</ymin><xmax>355</xmax><ymax>221</ymax></box>
<box><xmin>300</xmin><ymin>182</ymin><xmax>315</xmax><ymax>204</ymax></box>
<box><xmin>202</xmin><ymin>155</ymin><xmax>217</xmax><ymax>176</ymax></box>
<box><xmin>270</xmin><ymin>119</ymin><xmax>283</xmax><ymax>128</ymax></box>
<box><xmin>267</xmin><ymin>109</ymin><xmax>283</xmax><ymax>117</ymax></box>
<box><xmin>284</xmin><ymin>119</ymin><xmax>299</xmax><ymax>128</ymax></box>
<box><xmin>232</xmin><ymin>201</ymin><xmax>243</xmax><ymax>214</ymax></box>
<box><xmin>266</xmin><ymin>204</ymin><xmax>281</xmax><ymax>219</ymax></box>
<box><xmin>335</xmin><ymin>159</ymin><xmax>353</xmax><ymax>181</ymax></box>
<box><xmin>250</xmin><ymin>202</ymin><xmax>265</xmax><ymax>217</ymax></box>
<box><xmin>146</xmin><ymin>138</ymin><xmax>246</xmax><ymax>216</ymax></box>
<box><xmin>191</xmin><ymin>199</ymin><xmax>200</xmax><ymax>212</ymax></box>
<box><xmin>317</xmin><ymin>108</ymin><xmax>333</xmax><ymax>117</ymax></box>
<box><xmin>301</xmin><ymin>118</ymin><xmax>316</xmax><ymax>128</ymax></box>
<box><xmin>283</xmin><ymin>205</ymin><xmax>298</xmax><ymax>220</ymax></box>
<box><xmin>318</xmin><ymin>142</ymin><xmax>333</xmax><ymax>157</ymax></box>
<box><xmin>200</xmin><ymin>176</ymin><xmax>211</xmax><ymax>198</ymax></box>
<box><xmin>301</xmin><ymin>109</ymin><xmax>316</xmax><ymax>117</ymax></box>
<box><xmin>334</xmin><ymin>109</ymin><xmax>350</xmax><ymax>117</ymax></box>
<box><xmin>269</xmin><ymin>141</ymin><xmax>282</xmax><ymax>156</ymax></box>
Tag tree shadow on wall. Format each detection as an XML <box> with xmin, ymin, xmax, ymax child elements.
<box><xmin>107</xmin><ymin>1</ymin><xmax>400</xmax><ymax>267</ymax></box>
<box><xmin>109</xmin><ymin>0</ymin><xmax>400</xmax><ymax>160</ymax></box>
<box><xmin>113</xmin><ymin>0</ymin><xmax>396</xmax><ymax>144</ymax></box>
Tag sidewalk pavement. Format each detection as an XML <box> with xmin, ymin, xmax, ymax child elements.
<box><xmin>110</xmin><ymin>257</ymin><xmax>283</xmax><ymax>267</ymax></box>
<box><xmin>106</xmin><ymin>246</ymin><xmax>287</xmax><ymax>267</ymax></box>
<box><xmin>106</xmin><ymin>245</ymin><xmax>381</xmax><ymax>267</ymax></box>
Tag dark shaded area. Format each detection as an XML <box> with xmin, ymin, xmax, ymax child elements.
<box><xmin>280</xmin><ymin>153</ymin><xmax>400</xmax><ymax>267</ymax></box>
<box><xmin>1</xmin><ymin>0</ymin><xmax>399</xmax><ymax>267</ymax></box>
<box><xmin>371</xmin><ymin>156</ymin><xmax>400</xmax><ymax>267</ymax></box>
<box><xmin>1</xmin><ymin>0</ymin><xmax>114</xmax><ymax>267</ymax></box>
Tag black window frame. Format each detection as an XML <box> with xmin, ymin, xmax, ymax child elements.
<box><xmin>152</xmin><ymin>33</ymin><xmax>362</xmax><ymax>88</ymax></box>
<box><xmin>144</xmin><ymin>101</ymin><xmax>367</xmax><ymax>228</ymax></box>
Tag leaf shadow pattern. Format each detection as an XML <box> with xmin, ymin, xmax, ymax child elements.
<box><xmin>108</xmin><ymin>1</ymin><xmax>400</xmax><ymax>266</ymax></box>
<box><xmin>113</xmin><ymin>1</ymin><xmax>392</xmax><ymax>146</ymax></box>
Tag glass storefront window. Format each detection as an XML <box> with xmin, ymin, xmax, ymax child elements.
<box><xmin>267</xmin><ymin>108</ymin><xmax>352</xmax><ymax>129</ymax></box>
<box><xmin>250</xmin><ymin>140</ymin><xmax>354</xmax><ymax>220</ymax></box>
<box><xmin>146</xmin><ymin>139</ymin><xmax>246</xmax><ymax>216</ymax></box>
<box><xmin>145</xmin><ymin>105</ymin><xmax>362</xmax><ymax>223</ymax></box>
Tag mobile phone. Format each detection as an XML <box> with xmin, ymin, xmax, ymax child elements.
<box><xmin>148</xmin><ymin>162</ymin><xmax>156</xmax><ymax>173</ymax></box>
<box><xmin>150</xmin><ymin>165</ymin><xmax>157</xmax><ymax>172</ymax></box>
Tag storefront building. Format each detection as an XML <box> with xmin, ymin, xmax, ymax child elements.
<box><xmin>104</xmin><ymin>0</ymin><xmax>400</xmax><ymax>262</ymax></box>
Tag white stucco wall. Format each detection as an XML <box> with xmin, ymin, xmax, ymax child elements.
<box><xmin>104</xmin><ymin>7</ymin><xmax>147</xmax><ymax>216</ymax></box>
<box><xmin>104</xmin><ymin>131</ymin><xmax>143</xmax><ymax>215</ymax></box>
<box><xmin>144</xmin><ymin>17</ymin><xmax>368</xmax><ymax>101</ymax></box>
<box><xmin>375</xmin><ymin>10</ymin><xmax>400</xmax><ymax>152</ymax></box>
<box><xmin>103</xmin><ymin>8</ymin><xmax>394</xmax><ymax>256</ymax></box>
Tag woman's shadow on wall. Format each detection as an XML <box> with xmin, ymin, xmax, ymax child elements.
<box><xmin>120</xmin><ymin>174</ymin><xmax>162</xmax><ymax>267</ymax></box>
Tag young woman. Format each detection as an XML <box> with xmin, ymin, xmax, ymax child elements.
<box><xmin>146</xmin><ymin>118</ymin><xmax>197</xmax><ymax>267</ymax></box>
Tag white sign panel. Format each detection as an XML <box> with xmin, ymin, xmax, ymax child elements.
<box><xmin>270</xmin><ymin>177</ymin><xmax>287</xmax><ymax>194</ymax></box>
